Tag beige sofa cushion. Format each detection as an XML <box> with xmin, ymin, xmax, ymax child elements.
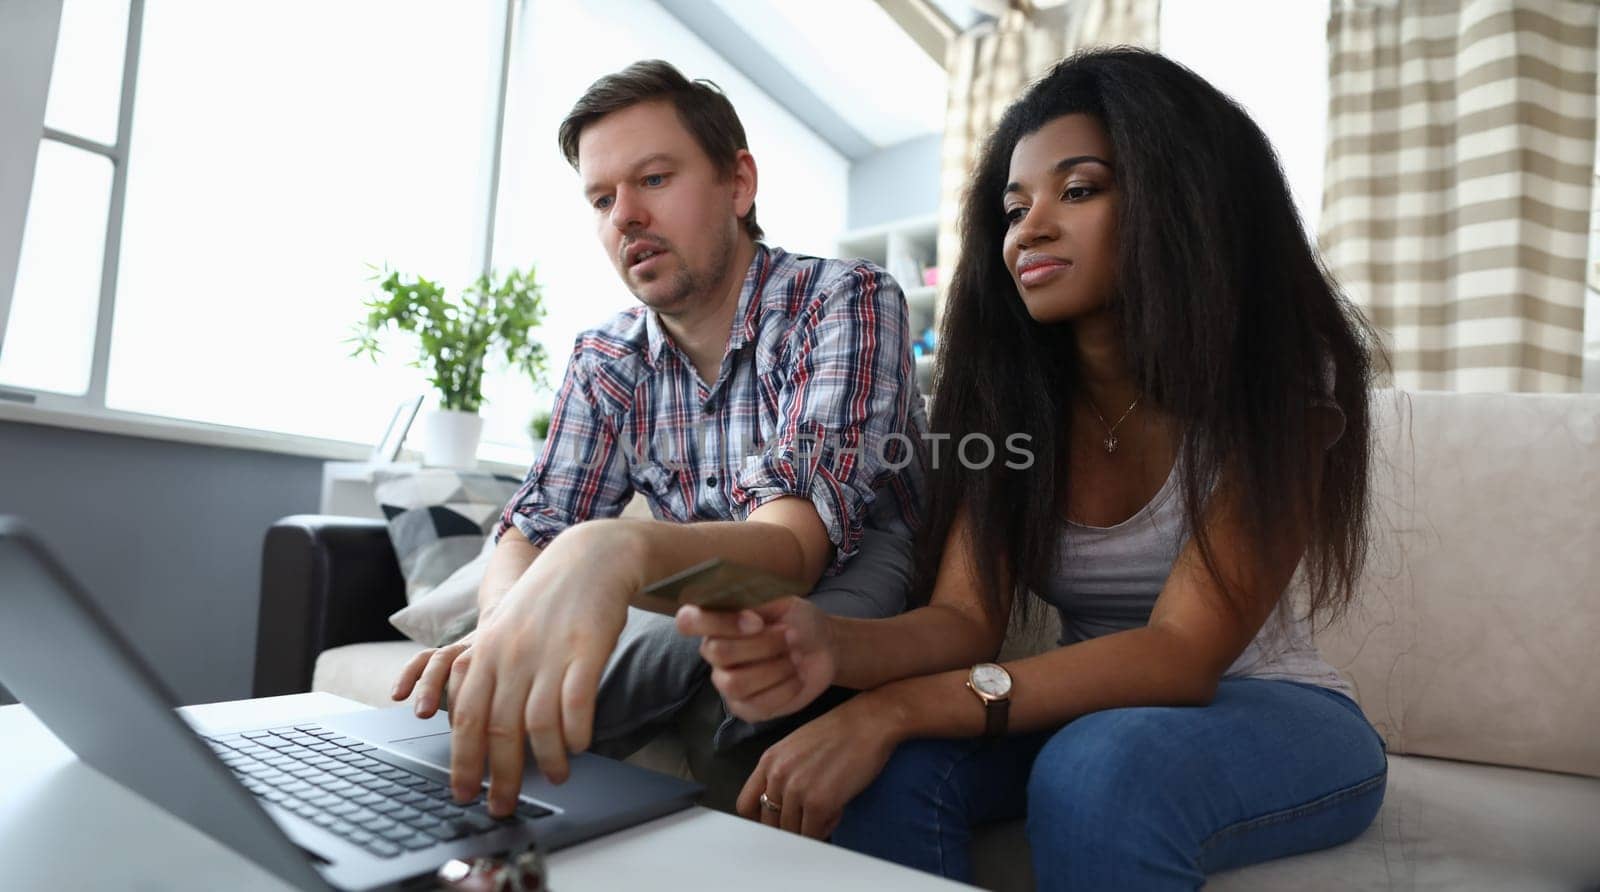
<box><xmin>1316</xmin><ymin>391</ymin><xmax>1600</xmax><ymax>779</ymax></box>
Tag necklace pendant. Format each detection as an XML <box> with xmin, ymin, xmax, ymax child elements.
<box><xmin>1104</xmin><ymin>434</ymin><xmax>1118</xmax><ymax>454</ymax></box>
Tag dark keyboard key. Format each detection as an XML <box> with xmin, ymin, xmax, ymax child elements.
<box><xmin>310</xmin><ymin>813</ymin><xmax>337</xmax><ymax>828</ymax></box>
<box><xmin>352</xmin><ymin>792</ymin><xmax>385</xmax><ymax>807</ymax></box>
<box><xmin>400</xmin><ymin>833</ymin><xmax>437</xmax><ymax>851</ymax></box>
<box><xmin>396</xmin><ymin>791</ymin><xmax>428</xmax><ymax>806</ymax></box>
<box><xmin>293</xmin><ymin>724</ymin><xmax>322</xmax><ymax>732</ymax></box>
<box><xmin>328</xmin><ymin>819</ymin><xmax>357</xmax><ymax>836</ymax></box>
<box><xmin>328</xmin><ymin>736</ymin><xmax>362</xmax><ymax>747</ymax></box>
<box><xmin>308</xmin><ymin>729</ymin><xmax>339</xmax><ymax>739</ymax></box>
<box><xmin>326</xmin><ymin>802</ymin><xmax>360</xmax><ymax>817</ymax></box>
<box><xmin>350</xmin><ymin>745</ymin><xmax>378</xmax><ymax>753</ymax></box>
<box><xmin>308</xmin><ymin>794</ymin><xmax>341</xmax><ymax>808</ymax></box>
<box><xmin>394</xmin><ymin>775</ymin><xmax>429</xmax><ymax>789</ymax></box>
<box><xmin>358</xmin><ymin>816</ymin><xmax>398</xmax><ymax>833</ymax></box>
<box><xmin>372</xmin><ymin>783</ymin><xmax>408</xmax><ymax>798</ymax></box>
<box><xmin>345</xmin><ymin>829</ymin><xmax>375</xmax><ymax>845</ymax></box>
<box><xmin>517</xmin><ymin>802</ymin><xmax>554</xmax><ymax>820</ymax></box>
<box><xmin>320</xmin><ymin>781</ymin><xmax>358</xmax><ymax>795</ymax></box>
<box><xmin>362</xmin><ymin>840</ymin><xmax>401</xmax><ymax>858</ymax></box>
<box><xmin>459</xmin><ymin>812</ymin><xmax>497</xmax><ymax>833</ymax></box>
<box><xmin>377</xmin><ymin>825</ymin><xmax>414</xmax><ymax>843</ymax></box>
<box><xmin>371</xmin><ymin>800</ymin><xmax>405</xmax><ymax>816</ymax></box>
<box><xmin>425</xmin><ymin>821</ymin><xmax>468</xmax><ymax>841</ymax></box>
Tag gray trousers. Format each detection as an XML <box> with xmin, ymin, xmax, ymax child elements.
<box><xmin>589</xmin><ymin>529</ymin><xmax>913</xmax><ymax>758</ymax></box>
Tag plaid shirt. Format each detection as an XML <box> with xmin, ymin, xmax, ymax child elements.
<box><xmin>496</xmin><ymin>244</ymin><xmax>926</xmax><ymax>573</ymax></box>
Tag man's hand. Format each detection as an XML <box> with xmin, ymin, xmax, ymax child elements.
<box><xmin>444</xmin><ymin>522</ymin><xmax>645</xmax><ymax>817</ymax></box>
<box><xmin>736</xmin><ymin>694</ymin><xmax>902</xmax><ymax>839</ymax></box>
<box><xmin>675</xmin><ymin>596</ymin><xmax>836</xmax><ymax>722</ymax></box>
<box><xmin>391</xmin><ymin>631</ymin><xmax>476</xmax><ymax>719</ymax></box>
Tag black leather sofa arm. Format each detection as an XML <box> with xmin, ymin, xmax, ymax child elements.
<box><xmin>253</xmin><ymin>515</ymin><xmax>406</xmax><ymax>697</ymax></box>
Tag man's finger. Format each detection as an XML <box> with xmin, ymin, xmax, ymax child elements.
<box><xmin>559</xmin><ymin>655</ymin><xmax>604</xmax><ymax>754</ymax></box>
<box><xmin>447</xmin><ymin>656</ymin><xmax>495</xmax><ymax>805</ymax></box>
<box><xmin>483</xmin><ymin>679</ymin><xmax>530</xmax><ymax>818</ymax></box>
<box><xmin>390</xmin><ymin>647</ymin><xmax>435</xmax><ymax>701</ymax></box>
<box><xmin>415</xmin><ymin>645</ymin><xmax>466</xmax><ymax>717</ymax></box>
<box><xmin>523</xmin><ymin>671</ymin><xmax>569</xmax><ymax>786</ymax></box>
<box><xmin>444</xmin><ymin>650</ymin><xmax>473</xmax><ymax>721</ymax></box>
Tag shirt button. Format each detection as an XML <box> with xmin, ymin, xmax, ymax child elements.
<box><xmin>705</xmin><ymin>476</ymin><xmax>718</xmax><ymax>488</ymax></box>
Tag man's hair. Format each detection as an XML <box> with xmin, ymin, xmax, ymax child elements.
<box><xmin>559</xmin><ymin>59</ymin><xmax>762</xmax><ymax>240</ymax></box>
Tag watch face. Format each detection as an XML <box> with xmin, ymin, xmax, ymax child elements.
<box><xmin>971</xmin><ymin>663</ymin><xmax>1012</xmax><ymax>698</ymax></box>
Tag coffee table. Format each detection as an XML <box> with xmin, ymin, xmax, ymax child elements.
<box><xmin>0</xmin><ymin>692</ymin><xmax>969</xmax><ymax>890</ymax></box>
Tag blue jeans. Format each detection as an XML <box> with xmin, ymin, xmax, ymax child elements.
<box><xmin>832</xmin><ymin>678</ymin><xmax>1387</xmax><ymax>890</ymax></box>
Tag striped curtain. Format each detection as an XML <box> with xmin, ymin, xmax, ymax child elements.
<box><xmin>934</xmin><ymin>0</ymin><xmax>1159</xmax><ymax>298</ymax></box>
<box><xmin>1321</xmin><ymin>0</ymin><xmax>1599</xmax><ymax>392</ymax></box>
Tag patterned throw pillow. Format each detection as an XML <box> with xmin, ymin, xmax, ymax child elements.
<box><xmin>371</xmin><ymin>467</ymin><xmax>520</xmax><ymax>608</ymax></box>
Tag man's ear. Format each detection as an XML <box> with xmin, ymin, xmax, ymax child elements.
<box><xmin>731</xmin><ymin>149</ymin><xmax>757</xmax><ymax>219</ymax></box>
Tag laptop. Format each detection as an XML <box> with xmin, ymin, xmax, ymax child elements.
<box><xmin>0</xmin><ymin>518</ymin><xmax>702</xmax><ymax>891</ymax></box>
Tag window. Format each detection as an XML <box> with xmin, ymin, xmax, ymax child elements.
<box><xmin>4</xmin><ymin>0</ymin><xmax>855</xmax><ymax>466</ymax></box>
<box><xmin>0</xmin><ymin>142</ymin><xmax>112</xmax><ymax>396</ymax></box>
<box><xmin>105</xmin><ymin>2</ymin><xmax>504</xmax><ymax>444</ymax></box>
<box><xmin>1160</xmin><ymin>0</ymin><xmax>1331</xmax><ymax>236</ymax></box>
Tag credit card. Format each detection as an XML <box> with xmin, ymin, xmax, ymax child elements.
<box><xmin>633</xmin><ymin>558</ymin><xmax>810</xmax><ymax>616</ymax></box>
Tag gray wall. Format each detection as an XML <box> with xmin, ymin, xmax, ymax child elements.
<box><xmin>847</xmin><ymin>133</ymin><xmax>942</xmax><ymax>230</ymax></box>
<box><xmin>0</xmin><ymin>420</ymin><xmax>324</xmax><ymax>707</ymax></box>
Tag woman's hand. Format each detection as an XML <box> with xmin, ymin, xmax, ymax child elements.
<box><xmin>736</xmin><ymin>695</ymin><xmax>902</xmax><ymax>839</ymax></box>
<box><xmin>675</xmin><ymin>596</ymin><xmax>836</xmax><ymax>722</ymax></box>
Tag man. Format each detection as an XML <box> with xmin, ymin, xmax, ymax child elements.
<box><xmin>390</xmin><ymin>60</ymin><xmax>925</xmax><ymax>820</ymax></box>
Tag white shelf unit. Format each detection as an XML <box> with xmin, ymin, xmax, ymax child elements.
<box><xmin>838</xmin><ymin>213</ymin><xmax>941</xmax><ymax>393</ymax></box>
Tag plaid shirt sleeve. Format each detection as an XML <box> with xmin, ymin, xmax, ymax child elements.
<box><xmin>729</xmin><ymin>265</ymin><xmax>916</xmax><ymax>574</ymax></box>
<box><xmin>495</xmin><ymin>341</ymin><xmax>633</xmax><ymax>548</ymax></box>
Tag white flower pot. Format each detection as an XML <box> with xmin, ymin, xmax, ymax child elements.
<box><xmin>422</xmin><ymin>409</ymin><xmax>483</xmax><ymax>469</ymax></box>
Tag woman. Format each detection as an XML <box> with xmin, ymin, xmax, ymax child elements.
<box><xmin>676</xmin><ymin>47</ymin><xmax>1386</xmax><ymax>889</ymax></box>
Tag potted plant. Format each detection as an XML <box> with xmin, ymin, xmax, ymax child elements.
<box><xmin>350</xmin><ymin>265</ymin><xmax>548</xmax><ymax>468</ymax></box>
<box><xmin>529</xmin><ymin>408</ymin><xmax>553</xmax><ymax>443</ymax></box>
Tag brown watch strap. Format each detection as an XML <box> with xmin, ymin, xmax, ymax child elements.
<box><xmin>983</xmin><ymin>697</ymin><xmax>1010</xmax><ymax>738</ymax></box>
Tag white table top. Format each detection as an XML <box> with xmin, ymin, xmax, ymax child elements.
<box><xmin>0</xmin><ymin>692</ymin><xmax>969</xmax><ymax>891</ymax></box>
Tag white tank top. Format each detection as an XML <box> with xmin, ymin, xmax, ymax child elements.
<box><xmin>1040</xmin><ymin>459</ymin><xmax>1355</xmax><ymax>698</ymax></box>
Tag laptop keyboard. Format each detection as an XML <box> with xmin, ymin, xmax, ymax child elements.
<box><xmin>204</xmin><ymin>723</ymin><xmax>553</xmax><ymax>860</ymax></box>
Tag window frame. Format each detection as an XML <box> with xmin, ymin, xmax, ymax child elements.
<box><xmin>0</xmin><ymin>0</ymin><xmax>526</xmax><ymax>470</ymax></box>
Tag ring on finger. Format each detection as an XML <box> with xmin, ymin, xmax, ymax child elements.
<box><xmin>759</xmin><ymin>792</ymin><xmax>782</xmax><ymax>813</ymax></box>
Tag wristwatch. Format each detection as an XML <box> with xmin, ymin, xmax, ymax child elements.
<box><xmin>966</xmin><ymin>662</ymin><xmax>1013</xmax><ymax>738</ymax></box>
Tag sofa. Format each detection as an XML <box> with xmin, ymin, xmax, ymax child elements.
<box><xmin>255</xmin><ymin>390</ymin><xmax>1600</xmax><ymax>890</ymax></box>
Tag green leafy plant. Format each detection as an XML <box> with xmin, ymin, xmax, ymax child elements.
<box><xmin>529</xmin><ymin>408</ymin><xmax>553</xmax><ymax>441</ymax></box>
<box><xmin>350</xmin><ymin>265</ymin><xmax>548</xmax><ymax>412</ymax></box>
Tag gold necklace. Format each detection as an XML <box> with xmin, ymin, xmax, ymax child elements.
<box><xmin>1086</xmin><ymin>395</ymin><xmax>1141</xmax><ymax>454</ymax></box>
